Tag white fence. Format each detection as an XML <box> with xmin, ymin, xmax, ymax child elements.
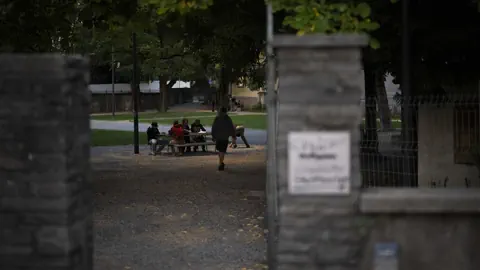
<box><xmin>89</xmin><ymin>80</ymin><xmax>191</xmax><ymax>93</ymax></box>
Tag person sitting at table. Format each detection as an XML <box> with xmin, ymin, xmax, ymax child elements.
<box><xmin>146</xmin><ymin>122</ymin><xmax>169</xmax><ymax>155</ymax></box>
<box><xmin>182</xmin><ymin>118</ymin><xmax>192</xmax><ymax>153</ymax></box>
<box><xmin>230</xmin><ymin>124</ymin><xmax>251</xmax><ymax>148</ymax></box>
<box><xmin>191</xmin><ymin>119</ymin><xmax>207</xmax><ymax>152</ymax></box>
<box><xmin>169</xmin><ymin>120</ymin><xmax>185</xmax><ymax>156</ymax></box>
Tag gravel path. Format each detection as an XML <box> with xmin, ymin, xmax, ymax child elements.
<box><xmin>91</xmin><ymin>146</ymin><xmax>267</xmax><ymax>270</ymax></box>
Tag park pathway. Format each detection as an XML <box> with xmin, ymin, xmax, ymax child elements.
<box><xmin>91</xmin><ymin>146</ymin><xmax>267</xmax><ymax>270</ymax></box>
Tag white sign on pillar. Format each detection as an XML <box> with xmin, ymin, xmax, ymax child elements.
<box><xmin>288</xmin><ymin>131</ymin><xmax>351</xmax><ymax>195</ymax></box>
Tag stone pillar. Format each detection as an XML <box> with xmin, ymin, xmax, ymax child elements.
<box><xmin>0</xmin><ymin>55</ymin><xmax>92</xmax><ymax>270</ymax></box>
<box><xmin>273</xmin><ymin>34</ymin><xmax>367</xmax><ymax>269</ymax></box>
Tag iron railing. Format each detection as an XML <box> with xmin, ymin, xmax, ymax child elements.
<box><xmin>361</xmin><ymin>94</ymin><xmax>480</xmax><ymax>188</ymax></box>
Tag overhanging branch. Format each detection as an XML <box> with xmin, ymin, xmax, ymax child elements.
<box><xmin>110</xmin><ymin>49</ymin><xmax>187</xmax><ymax>61</ymax></box>
<box><xmin>167</xmin><ymin>79</ymin><xmax>178</xmax><ymax>88</ymax></box>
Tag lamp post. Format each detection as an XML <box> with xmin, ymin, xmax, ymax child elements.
<box><xmin>132</xmin><ymin>32</ymin><xmax>140</xmax><ymax>154</ymax></box>
<box><xmin>111</xmin><ymin>47</ymin><xmax>116</xmax><ymax>117</ymax></box>
<box><xmin>266</xmin><ymin>3</ymin><xmax>278</xmax><ymax>270</ymax></box>
<box><xmin>401</xmin><ymin>0</ymin><xmax>414</xmax><ymax>186</ymax></box>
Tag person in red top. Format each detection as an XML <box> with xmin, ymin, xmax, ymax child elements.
<box><xmin>168</xmin><ymin>120</ymin><xmax>185</xmax><ymax>155</ymax></box>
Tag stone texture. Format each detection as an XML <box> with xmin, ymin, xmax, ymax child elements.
<box><xmin>36</xmin><ymin>227</ymin><xmax>71</xmax><ymax>255</ymax></box>
<box><xmin>272</xmin><ymin>34</ymin><xmax>369</xmax><ymax>48</ymax></box>
<box><xmin>0</xmin><ymin>54</ymin><xmax>92</xmax><ymax>270</ymax></box>
<box><xmin>273</xmin><ymin>34</ymin><xmax>367</xmax><ymax>269</ymax></box>
<box><xmin>361</xmin><ymin>188</ymin><xmax>480</xmax><ymax>213</ymax></box>
<box><xmin>360</xmin><ymin>215</ymin><xmax>480</xmax><ymax>270</ymax></box>
<box><xmin>272</xmin><ymin>34</ymin><xmax>480</xmax><ymax>270</ymax></box>
<box><xmin>359</xmin><ymin>188</ymin><xmax>480</xmax><ymax>270</ymax></box>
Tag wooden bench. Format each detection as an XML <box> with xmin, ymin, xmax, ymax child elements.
<box><xmin>166</xmin><ymin>142</ymin><xmax>216</xmax><ymax>153</ymax></box>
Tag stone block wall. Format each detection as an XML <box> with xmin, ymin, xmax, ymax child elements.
<box><xmin>359</xmin><ymin>189</ymin><xmax>480</xmax><ymax>270</ymax></box>
<box><xmin>0</xmin><ymin>55</ymin><xmax>92</xmax><ymax>270</ymax></box>
<box><xmin>361</xmin><ymin>214</ymin><xmax>480</xmax><ymax>270</ymax></box>
<box><xmin>273</xmin><ymin>34</ymin><xmax>367</xmax><ymax>270</ymax></box>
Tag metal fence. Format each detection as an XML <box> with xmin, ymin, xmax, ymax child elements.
<box><xmin>361</xmin><ymin>94</ymin><xmax>480</xmax><ymax>188</ymax></box>
<box><xmin>90</xmin><ymin>88</ymin><xmax>193</xmax><ymax>113</ymax></box>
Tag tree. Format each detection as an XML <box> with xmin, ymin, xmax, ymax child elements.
<box><xmin>0</xmin><ymin>0</ymin><xmax>83</xmax><ymax>52</ymax></box>
<box><xmin>184</xmin><ymin>0</ymin><xmax>267</xmax><ymax>108</ymax></box>
<box><xmin>79</xmin><ymin>1</ymin><xmax>206</xmax><ymax>112</ymax></box>
<box><xmin>134</xmin><ymin>9</ymin><xmax>202</xmax><ymax>112</ymax></box>
<box><xmin>387</xmin><ymin>0</ymin><xmax>480</xmax><ymax>93</ymax></box>
<box><xmin>270</xmin><ymin>0</ymin><xmax>381</xmax><ymax>47</ymax></box>
<box><xmin>270</xmin><ymin>0</ymin><xmax>386</xmax><ymax>153</ymax></box>
<box><xmin>376</xmin><ymin>72</ymin><xmax>392</xmax><ymax>129</ymax></box>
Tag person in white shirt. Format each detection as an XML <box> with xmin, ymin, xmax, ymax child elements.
<box><xmin>230</xmin><ymin>124</ymin><xmax>250</xmax><ymax>148</ymax></box>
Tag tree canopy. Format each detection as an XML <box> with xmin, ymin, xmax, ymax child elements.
<box><xmin>3</xmin><ymin>0</ymin><xmax>480</xmax><ymax>97</ymax></box>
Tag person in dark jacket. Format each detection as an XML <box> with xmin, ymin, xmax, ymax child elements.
<box><xmin>211</xmin><ymin>107</ymin><xmax>236</xmax><ymax>171</ymax></box>
<box><xmin>146</xmin><ymin>122</ymin><xmax>168</xmax><ymax>155</ymax></box>
<box><xmin>191</xmin><ymin>119</ymin><xmax>207</xmax><ymax>152</ymax></box>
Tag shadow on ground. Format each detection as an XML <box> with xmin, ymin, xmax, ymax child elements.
<box><xmin>91</xmin><ymin>145</ymin><xmax>267</xmax><ymax>270</ymax></box>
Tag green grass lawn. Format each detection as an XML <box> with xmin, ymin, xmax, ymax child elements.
<box><xmin>91</xmin><ymin>129</ymin><xmax>172</xmax><ymax>147</ymax></box>
<box><xmin>91</xmin><ymin>112</ymin><xmax>216</xmax><ymax>121</ymax></box>
<box><xmin>91</xmin><ymin>130</ymin><xmax>137</xmax><ymax>147</ymax></box>
<box><xmin>92</xmin><ymin>111</ymin><xmax>401</xmax><ymax>131</ymax></box>
<box><xmin>362</xmin><ymin>119</ymin><xmax>402</xmax><ymax>129</ymax></box>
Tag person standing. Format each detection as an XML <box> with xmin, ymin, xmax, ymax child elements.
<box><xmin>211</xmin><ymin>107</ymin><xmax>236</xmax><ymax>171</ymax></box>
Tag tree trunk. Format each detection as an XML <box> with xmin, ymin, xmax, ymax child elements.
<box><xmin>159</xmin><ymin>77</ymin><xmax>178</xmax><ymax>112</ymax></box>
<box><xmin>159</xmin><ymin>78</ymin><xmax>168</xmax><ymax>112</ymax></box>
<box><xmin>364</xmin><ymin>67</ymin><xmax>378</xmax><ymax>153</ymax></box>
<box><xmin>217</xmin><ymin>66</ymin><xmax>230</xmax><ymax>110</ymax></box>
<box><xmin>376</xmin><ymin>71</ymin><xmax>392</xmax><ymax>130</ymax></box>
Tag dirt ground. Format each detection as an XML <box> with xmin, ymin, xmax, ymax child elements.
<box><xmin>91</xmin><ymin>145</ymin><xmax>267</xmax><ymax>270</ymax></box>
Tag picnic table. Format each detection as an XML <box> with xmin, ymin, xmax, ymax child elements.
<box><xmin>160</xmin><ymin>131</ymin><xmax>216</xmax><ymax>153</ymax></box>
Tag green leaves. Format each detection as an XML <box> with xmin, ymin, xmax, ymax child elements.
<box><xmin>369</xmin><ymin>37</ymin><xmax>380</xmax><ymax>49</ymax></box>
<box><xmin>358</xmin><ymin>20</ymin><xmax>380</xmax><ymax>31</ymax></box>
<box><xmin>142</xmin><ymin>0</ymin><xmax>213</xmax><ymax>15</ymax></box>
<box><xmin>271</xmin><ymin>1</ymin><xmax>381</xmax><ymax>49</ymax></box>
<box><xmin>157</xmin><ymin>8</ymin><xmax>170</xmax><ymax>15</ymax></box>
<box><xmin>355</xmin><ymin>3</ymin><xmax>371</xmax><ymax>18</ymax></box>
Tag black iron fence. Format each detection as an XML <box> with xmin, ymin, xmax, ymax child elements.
<box><xmin>361</xmin><ymin>94</ymin><xmax>480</xmax><ymax>188</ymax></box>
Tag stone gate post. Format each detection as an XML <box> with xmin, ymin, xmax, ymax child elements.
<box><xmin>272</xmin><ymin>34</ymin><xmax>367</xmax><ymax>269</ymax></box>
<box><xmin>0</xmin><ymin>55</ymin><xmax>92</xmax><ymax>270</ymax></box>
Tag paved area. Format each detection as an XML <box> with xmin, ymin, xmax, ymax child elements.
<box><xmin>91</xmin><ymin>120</ymin><xmax>267</xmax><ymax>146</ymax></box>
<box><xmin>91</xmin><ymin>146</ymin><xmax>267</xmax><ymax>270</ymax></box>
<box><xmin>165</xmin><ymin>103</ymin><xmax>266</xmax><ymax>114</ymax></box>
